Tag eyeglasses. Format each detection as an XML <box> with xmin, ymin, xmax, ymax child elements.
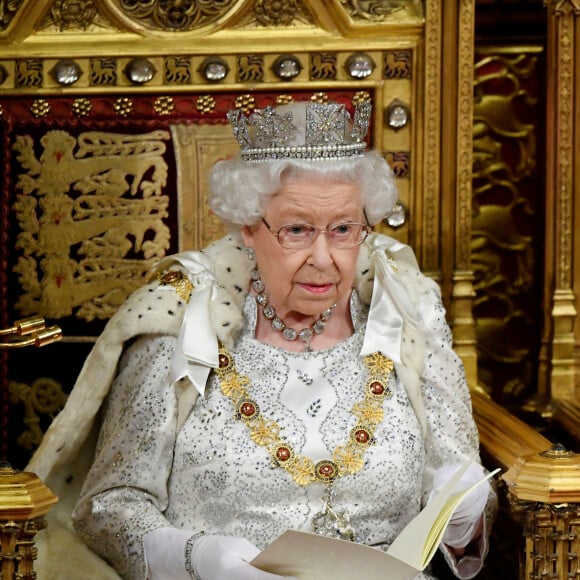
<box><xmin>261</xmin><ymin>217</ymin><xmax>371</xmax><ymax>250</ymax></box>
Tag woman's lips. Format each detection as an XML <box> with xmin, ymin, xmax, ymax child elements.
<box><xmin>298</xmin><ymin>283</ymin><xmax>333</xmax><ymax>294</ymax></box>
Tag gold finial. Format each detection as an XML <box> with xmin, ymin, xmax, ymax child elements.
<box><xmin>0</xmin><ymin>316</ymin><xmax>62</xmax><ymax>349</ymax></box>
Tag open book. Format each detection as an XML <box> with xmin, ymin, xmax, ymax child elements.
<box><xmin>251</xmin><ymin>461</ymin><xmax>500</xmax><ymax>580</ymax></box>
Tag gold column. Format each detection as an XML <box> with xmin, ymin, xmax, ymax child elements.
<box><xmin>0</xmin><ymin>463</ymin><xmax>58</xmax><ymax>579</ymax></box>
<box><xmin>441</xmin><ymin>0</ymin><xmax>478</xmax><ymax>385</ymax></box>
<box><xmin>540</xmin><ymin>0</ymin><xmax>579</xmax><ymax>400</ymax></box>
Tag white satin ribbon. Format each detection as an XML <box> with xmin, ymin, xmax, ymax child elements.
<box><xmin>360</xmin><ymin>234</ymin><xmax>421</xmax><ymax>364</ymax></box>
<box><xmin>166</xmin><ymin>252</ymin><xmax>220</xmax><ymax>396</ymax></box>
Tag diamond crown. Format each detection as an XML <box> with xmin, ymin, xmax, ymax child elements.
<box><xmin>227</xmin><ymin>100</ymin><xmax>372</xmax><ymax>163</ymax></box>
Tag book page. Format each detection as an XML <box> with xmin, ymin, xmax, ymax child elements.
<box><xmin>387</xmin><ymin>463</ymin><xmax>500</xmax><ymax>569</ymax></box>
<box><xmin>251</xmin><ymin>460</ymin><xmax>499</xmax><ymax>578</ymax></box>
<box><xmin>251</xmin><ymin>530</ymin><xmax>418</xmax><ymax>580</ymax></box>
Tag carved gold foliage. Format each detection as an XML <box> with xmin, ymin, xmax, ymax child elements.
<box><xmin>114</xmin><ymin>0</ymin><xmax>238</xmax><ymax>31</ymax></box>
<box><xmin>11</xmin><ymin>129</ymin><xmax>172</xmax><ymax>321</ymax></box>
<box><xmin>0</xmin><ymin>0</ymin><xmax>24</xmax><ymax>31</ymax></box>
<box><xmin>422</xmin><ymin>0</ymin><xmax>442</xmax><ymax>272</ymax></box>
<box><xmin>551</xmin><ymin>10</ymin><xmax>575</xmax><ymax>289</ymax></box>
<box><xmin>472</xmin><ymin>51</ymin><xmax>540</xmax><ymax>400</ymax></box>
<box><xmin>9</xmin><ymin>377</ymin><xmax>67</xmax><ymax>450</ymax></box>
<box><xmin>253</xmin><ymin>0</ymin><xmax>311</xmax><ymax>26</ymax></box>
<box><xmin>544</xmin><ymin>0</ymin><xmax>580</xmax><ymax>15</ymax></box>
<box><xmin>42</xmin><ymin>0</ymin><xmax>101</xmax><ymax>31</ymax></box>
<box><xmin>230</xmin><ymin>0</ymin><xmax>313</xmax><ymax>28</ymax></box>
<box><xmin>456</xmin><ymin>0</ymin><xmax>475</xmax><ymax>270</ymax></box>
<box><xmin>340</xmin><ymin>0</ymin><xmax>424</xmax><ymax>21</ymax></box>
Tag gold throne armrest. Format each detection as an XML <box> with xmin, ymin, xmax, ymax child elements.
<box><xmin>472</xmin><ymin>390</ymin><xmax>580</xmax><ymax>580</ymax></box>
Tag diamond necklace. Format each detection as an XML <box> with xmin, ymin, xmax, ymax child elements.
<box><xmin>251</xmin><ymin>268</ymin><xmax>336</xmax><ymax>352</ymax></box>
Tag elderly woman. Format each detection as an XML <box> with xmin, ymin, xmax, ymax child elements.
<box><xmin>28</xmin><ymin>100</ymin><xmax>495</xmax><ymax>580</ymax></box>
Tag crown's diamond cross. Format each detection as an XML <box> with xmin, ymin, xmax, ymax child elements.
<box><xmin>250</xmin><ymin>106</ymin><xmax>296</xmax><ymax>148</ymax></box>
<box><xmin>306</xmin><ymin>103</ymin><xmax>345</xmax><ymax>147</ymax></box>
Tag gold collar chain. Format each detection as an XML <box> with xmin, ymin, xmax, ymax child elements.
<box><xmin>214</xmin><ymin>344</ymin><xmax>394</xmax><ymax>486</ymax></box>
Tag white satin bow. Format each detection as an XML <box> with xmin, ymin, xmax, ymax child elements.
<box><xmin>360</xmin><ymin>234</ymin><xmax>421</xmax><ymax>365</ymax></box>
<box><xmin>167</xmin><ymin>253</ymin><xmax>220</xmax><ymax>396</ymax></box>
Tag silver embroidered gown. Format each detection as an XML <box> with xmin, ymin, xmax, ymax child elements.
<box><xmin>73</xmin><ymin>290</ymin><xmax>489</xmax><ymax>580</ymax></box>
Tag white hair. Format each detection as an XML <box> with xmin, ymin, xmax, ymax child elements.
<box><xmin>208</xmin><ymin>150</ymin><xmax>398</xmax><ymax>227</ymax></box>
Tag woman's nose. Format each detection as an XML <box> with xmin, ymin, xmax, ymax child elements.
<box><xmin>307</xmin><ymin>232</ymin><xmax>334</xmax><ymax>268</ymax></box>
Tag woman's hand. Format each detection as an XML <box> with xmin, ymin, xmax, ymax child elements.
<box><xmin>189</xmin><ymin>535</ymin><xmax>297</xmax><ymax>580</ymax></box>
<box><xmin>431</xmin><ymin>463</ymin><xmax>490</xmax><ymax>549</ymax></box>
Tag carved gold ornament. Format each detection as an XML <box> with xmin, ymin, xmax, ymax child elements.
<box><xmin>164</xmin><ymin>57</ymin><xmax>192</xmax><ymax>85</ymax></box>
<box><xmin>310</xmin><ymin>53</ymin><xmax>337</xmax><ymax>80</ymax></box>
<box><xmin>72</xmin><ymin>98</ymin><xmax>92</xmax><ymax>117</ymax></box>
<box><xmin>472</xmin><ymin>51</ymin><xmax>540</xmax><ymax>402</ymax></box>
<box><xmin>340</xmin><ymin>0</ymin><xmax>420</xmax><ymax>21</ymax></box>
<box><xmin>310</xmin><ymin>92</ymin><xmax>329</xmax><ymax>104</ymax></box>
<box><xmin>275</xmin><ymin>94</ymin><xmax>293</xmax><ymax>105</ymax></box>
<box><xmin>15</xmin><ymin>59</ymin><xmax>43</xmax><ymax>88</ymax></box>
<box><xmin>0</xmin><ymin>0</ymin><xmax>24</xmax><ymax>31</ymax></box>
<box><xmin>114</xmin><ymin>0</ymin><xmax>238</xmax><ymax>31</ymax></box>
<box><xmin>352</xmin><ymin>91</ymin><xmax>372</xmax><ymax>105</ymax></box>
<box><xmin>237</xmin><ymin>55</ymin><xmax>264</xmax><ymax>83</ymax></box>
<box><xmin>113</xmin><ymin>97</ymin><xmax>134</xmax><ymax>117</ymax></box>
<box><xmin>154</xmin><ymin>96</ymin><xmax>175</xmax><ymax>116</ymax></box>
<box><xmin>11</xmin><ymin>129</ymin><xmax>171</xmax><ymax>321</ymax></box>
<box><xmin>44</xmin><ymin>0</ymin><xmax>100</xmax><ymax>31</ymax></box>
<box><xmin>10</xmin><ymin>377</ymin><xmax>67</xmax><ymax>450</ymax></box>
<box><xmin>253</xmin><ymin>0</ymin><xmax>306</xmax><ymax>26</ymax></box>
<box><xmin>30</xmin><ymin>99</ymin><xmax>50</xmax><ymax>118</ymax></box>
<box><xmin>90</xmin><ymin>58</ymin><xmax>117</xmax><ymax>86</ymax></box>
<box><xmin>195</xmin><ymin>95</ymin><xmax>216</xmax><ymax>114</ymax></box>
<box><xmin>234</xmin><ymin>93</ymin><xmax>256</xmax><ymax>113</ymax></box>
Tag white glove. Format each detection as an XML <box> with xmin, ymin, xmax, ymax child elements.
<box><xmin>144</xmin><ymin>527</ymin><xmax>196</xmax><ymax>579</ymax></box>
<box><xmin>432</xmin><ymin>463</ymin><xmax>490</xmax><ymax>549</ymax></box>
<box><xmin>190</xmin><ymin>535</ymin><xmax>297</xmax><ymax>580</ymax></box>
<box><xmin>144</xmin><ymin>528</ymin><xmax>297</xmax><ymax>580</ymax></box>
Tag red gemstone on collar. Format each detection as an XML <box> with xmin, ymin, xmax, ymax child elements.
<box><xmin>316</xmin><ymin>461</ymin><xmax>337</xmax><ymax>480</ymax></box>
<box><xmin>219</xmin><ymin>353</ymin><xmax>230</xmax><ymax>368</ymax></box>
<box><xmin>275</xmin><ymin>446</ymin><xmax>291</xmax><ymax>462</ymax></box>
<box><xmin>370</xmin><ymin>381</ymin><xmax>384</xmax><ymax>395</ymax></box>
<box><xmin>355</xmin><ymin>428</ymin><xmax>370</xmax><ymax>444</ymax></box>
<box><xmin>240</xmin><ymin>401</ymin><xmax>257</xmax><ymax>418</ymax></box>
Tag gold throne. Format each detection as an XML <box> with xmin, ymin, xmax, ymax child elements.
<box><xmin>1</xmin><ymin>1</ymin><xmax>579</xmax><ymax>578</ymax></box>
